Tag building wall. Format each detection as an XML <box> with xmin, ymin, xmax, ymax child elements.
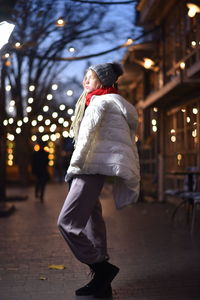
<box><xmin>121</xmin><ymin>0</ymin><xmax>200</xmax><ymax>201</ymax></box>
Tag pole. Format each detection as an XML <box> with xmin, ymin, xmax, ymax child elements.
<box><xmin>0</xmin><ymin>60</ymin><xmax>15</xmax><ymax>216</ymax></box>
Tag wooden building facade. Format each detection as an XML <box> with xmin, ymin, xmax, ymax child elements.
<box><xmin>119</xmin><ymin>0</ymin><xmax>200</xmax><ymax>201</ymax></box>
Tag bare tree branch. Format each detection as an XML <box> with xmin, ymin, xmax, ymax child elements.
<box><xmin>72</xmin><ymin>0</ymin><xmax>136</xmax><ymax>4</ymax></box>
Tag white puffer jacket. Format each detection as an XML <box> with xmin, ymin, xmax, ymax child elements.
<box><xmin>65</xmin><ymin>93</ymin><xmax>140</xmax><ymax>208</ymax></box>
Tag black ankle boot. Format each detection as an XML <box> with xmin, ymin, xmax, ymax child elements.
<box><xmin>75</xmin><ymin>261</ymin><xmax>119</xmax><ymax>297</ymax></box>
<box><xmin>89</xmin><ymin>260</ymin><xmax>119</xmax><ymax>298</ymax></box>
<box><xmin>75</xmin><ymin>267</ymin><xmax>112</xmax><ymax>296</ymax></box>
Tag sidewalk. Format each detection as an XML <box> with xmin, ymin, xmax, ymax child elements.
<box><xmin>0</xmin><ymin>182</ymin><xmax>200</xmax><ymax>300</ymax></box>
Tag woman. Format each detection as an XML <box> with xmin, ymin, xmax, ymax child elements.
<box><xmin>57</xmin><ymin>62</ymin><xmax>140</xmax><ymax>298</ymax></box>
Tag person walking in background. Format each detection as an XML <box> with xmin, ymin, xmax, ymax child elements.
<box><xmin>57</xmin><ymin>62</ymin><xmax>140</xmax><ymax>298</ymax></box>
<box><xmin>31</xmin><ymin>143</ymin><xmax>49</xmax><ymax>202</ymax></box>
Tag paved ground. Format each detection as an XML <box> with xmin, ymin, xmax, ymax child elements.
<box><xmin>0</xmin><ymin>182</ymin><xmax>200</xmax><ymax>300</ymax></box>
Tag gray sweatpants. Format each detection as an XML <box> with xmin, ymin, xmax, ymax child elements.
<box><xmin>57</xmin><ymin>174</ymin><xmax>109</xmax><ymax>264</ymax></box>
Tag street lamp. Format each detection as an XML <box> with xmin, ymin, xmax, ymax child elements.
<box><xmin>0</xmin><ymin>21</ymin><xmax>15</xmax><ymax>216</ymax></box>
<box><xmin>0</xmin><ymin>21</ymin><xmax>15</xmax><ymax>50</ymax></box>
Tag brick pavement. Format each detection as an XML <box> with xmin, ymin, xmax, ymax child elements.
<box><xmin>0</xmin><ymin>182</ymin><xmax>200</xmax><ymax>300</ymax></box>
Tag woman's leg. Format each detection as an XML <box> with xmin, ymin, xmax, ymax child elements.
<box><xmin>57</xmin><ymin>174</ymin><xmax>106</xmax><ymax>264</ymax></box>
<box><xmin>83</xmin><ymin>200</ymin><xmax>109</xmax><ymax>261</ymax></box>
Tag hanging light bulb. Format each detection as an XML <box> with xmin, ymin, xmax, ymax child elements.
<box><xmin>56</xmin><ymin>18</ymin><xmax>65</xmax><ymax>27</ymax></box>
<box><xmin>180</xmin><ymin>61</ymin><xmax>186</xmax><ymax>69</ymax></box>
<box><xmin>187</xmin><ymin>3</ymin><xmax>200</xmax><ymax>17</ymax></box>
<box><xmin>143</xmin><ymin>58</ymin><xmax>155</xmax><ymax>69</ymax></box>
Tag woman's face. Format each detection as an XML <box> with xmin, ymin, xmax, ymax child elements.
<box><xmin>83</xmin><ymin>69</ymin><xmax>101</xmax><ymax>93</ymax></box>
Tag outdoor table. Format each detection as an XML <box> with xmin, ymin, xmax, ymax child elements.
<box><xmin>167</xmin><ymin>170</ymin><xmax>200</xmax><ymax>192</ymax></box>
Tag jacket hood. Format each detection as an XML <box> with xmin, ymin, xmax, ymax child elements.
<box><xmin>103</xmin><ymin>94</ymin><xmax>138</xmax><ymax>130</ymax></box>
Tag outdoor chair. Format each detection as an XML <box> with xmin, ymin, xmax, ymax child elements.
<box><xmin>175</xmin><ymin>192</ymin><xmax>200</xmax><ymax>233</ymax></box>
<box><xmin>165</xmin><ymin>167</ymin><xmax>200</xmax><ymax>232</ymax></box>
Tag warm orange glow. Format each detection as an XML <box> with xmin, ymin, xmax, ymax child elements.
<box><xmin>44</xmin><ymin>146</ymin><xmax>49</xmax><ymax>152</ymax></box>
<box><xmin>5</xmin><ymin>60</ymin><xmax>11</xmax><ymax>67</ymax></box>
<box><xmin>34</xmin><ymin>144</ymin><xmax>40</xmax><ymax>151</ymax></box>
<box><xmin>48</xmin><ymin>154</ymin><xmax>54</xmax><ymax>160</ymax></box>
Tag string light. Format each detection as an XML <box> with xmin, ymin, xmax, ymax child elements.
<box><xmin>17</xmin><ymin>120</ymin><xmax>23</xmax><ymax>126</ymax></box>
<box><xmin>38</xmin><ymin>126</ymin><xmax>44</xmax><ymax>133</ymax></box>
<box><xmin>7</xmin><ymin>133</ymin><xmax>15</xmax><ymax>141</ymax></box>
<box><xmin>180</xmin><ymin>61</ymin><xmax>185</xmax><ymax>69</ymax></box>
<box><xmin>171</xmin><ymin>136</ymin><xmax>176</xmax><ymax>142</ymax></box>
<box><xmin>8</xmin><ymin>118</ymin><xmax>14</xmax><ymax>124</ymax></box>
<box><xmin>58</xmin><ymin>117</ymin><xmax>64</xmax><ymax>124</ymax></box>
<box><xmin>28</xmin><ymin>97</ymin><xmax>34</xmax><ymax>104</ymax></box>
<box><xmin>177</xmin><ymin>153</ymin><xmax>182</xmax><ymax>166</ymax></box>
<box><xmin>26</xmin><ymin>106</ymin><xmax>32</xmax><ymax>113</ymax></box>
<box><xmin>62</xmin><ymin>131</ymin><xmax>69</xmax><ymax>138</ymax></box>
<box><xmin>151</xmin><ymin>119</ymin><xmax>157</xmax><ymax>125</ymax></box>
<box><xmin>66</xmin><ymin>89</ymin><xmax>73</xmax><ymax>96</ymax></box>
<box><xmin>68</xmin><ymin>47</ymin><xmax>76</xmax><ymax>53</ymax></box>
<box><xmin>16</xmin><ymin>127</ymin><xmax>21</xmax><ymax>134</ymax></box>
<box><xmin>52</xmin><ymin>84</ymin><xmax>58</xmax><ymax>90</ymax></box>
<box><xmin>123</xmin><ymin>38</ymin><xmax>134</xmax><ymax>46</ymax></box>
<box><xmin>8</xmin><ymin>106</ymin><xmax>14</xmax><ymax>113</ymax></box>
<box><xmin>56</xmin><ymin>18</ymin><xmax>65</xmax><ymax>27</ymax></box>
<box><xmin>55</xmin><ymin>132</ymin><xmax>61</xmax><ymax>139</ymax></box>
<box><xmin>43</xmin><ymin>105</ymin><xmax>49</xmax><ymax>112</ymax></box>
<box><xmin>34</xmin><ymin>144</ymin><xmax>40</xmax><ymax>151</ymax></box>
<box><xmin>31</xmin><ymin>120</ymin><xmax>37</xmax><ymax>126</ymax></box>
<box><xmin>7</xmin><ymin>141</ymin><xmax>14</xmax><ymax>166</ymax></box>
<box><xmin>191</xmin><ymin>40</ymin><xmax>197</xmax><ymax>48</ymax></box>
<box><xmin>192</xmin><ymin>129</ymin><xmax>197</xmax><ymax>137</ymax></box>
<box><xmin>52</xmin><ymin>112</ymin><xmax>58</xmax><ymax>118</ymax></box>
<box><xmin>23</xmin><ymin>117</ymin><xmax>29</xmax><ymax>123</ymax></box>
<box><xmin>42</xmin><ymin>134</ymin><xmax>49</xmax><ymax>142</ymax></box>
<box><xmin>47</xmin><ymin>94</ymin><xmax>53</xmax><ymax>100</ymax></box>
<box><xmin>67</xmin><ymin>108</ymin><xmax>74</xmax><ymax>115</ymax></box>
<box><xmin>31</xmin><ymin>135</ymin><xmax>37</xmax><ymax>142</ymax></box>
<box><xmin>63</xmin><ymin>121</ymin><xmax>69</xmax><ymax>127</ymax></box>
<box><xmin>50</xmin><ymin>134</ymin><xmax>56</xmax><ymax>141</ymax></box>
<box><xmin>29</xmin><ymin>85</ymin><xmax>35</xmax><ymax>91</ymax></box>
<box><xmin>143</xmin><ymin>58</ymin><xmax>155</xmax><ymax>69</ymax></box>
<box><xmin>6</xmin><ymin>85</ymin><xmax>11</xmax><ymax>91</ymax></box>
<box><xmin>59</xmin><ymin>104</ymin><xmax>66</xmax><ymax>111</ymax></box>
<box><xmin>45</xmin><ymin>119</ymin><xmax>51</xmax><ymax>126</ymax></box>
<box><xmin>187</xmin><ymin>116</ymin><xmax>191</xmax><ymax>123</ymax></box>
<box><xmin>152</xmin><ymin>126</ymin><xmax>157</xmax><ymax>132</ymax></box>
<box><xmin>50</xmin><ymin>124</ymin><xmax>57</xmax><ymax>132</ymax></box>
<box><xmin>15</xmin><ymin>42</ymin><xmax>21</xmax><ymax>48</ymax></box>
<box><xmin>37</xmin><ymin>115</ymin><xmax>43</xmax><ymax>121</ymax></box>
<box><xmin>192</xmin><ymin>108</ymin><xmax>198</xmax><ymax>114</ymax></box>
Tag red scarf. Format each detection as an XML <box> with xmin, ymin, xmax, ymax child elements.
<box><xmin>85</xmin><ymin>87</ymin><xmax>118</xmax><ymax>106</ymax></box>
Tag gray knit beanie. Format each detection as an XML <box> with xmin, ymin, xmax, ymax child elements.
<box><xmin>89</xmin><ymin>62</ymin><xmax>123</xmax><ymax>87</ymax></box>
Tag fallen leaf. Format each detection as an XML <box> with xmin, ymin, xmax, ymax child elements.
<box><xmin>39</xmin><ymin>275</ymin><xmax>47</xmax><ymax>280</ymax></box>
<box><xmin>48</xmin><ymin>264</ymin><xmax>65</xmax><ymax>270</ymax></box>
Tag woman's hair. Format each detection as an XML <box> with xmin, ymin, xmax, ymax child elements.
<box><xmin>70</xmin><ymin>91</ymin><xmax>87</xmax><ymax>145</ymax></box>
